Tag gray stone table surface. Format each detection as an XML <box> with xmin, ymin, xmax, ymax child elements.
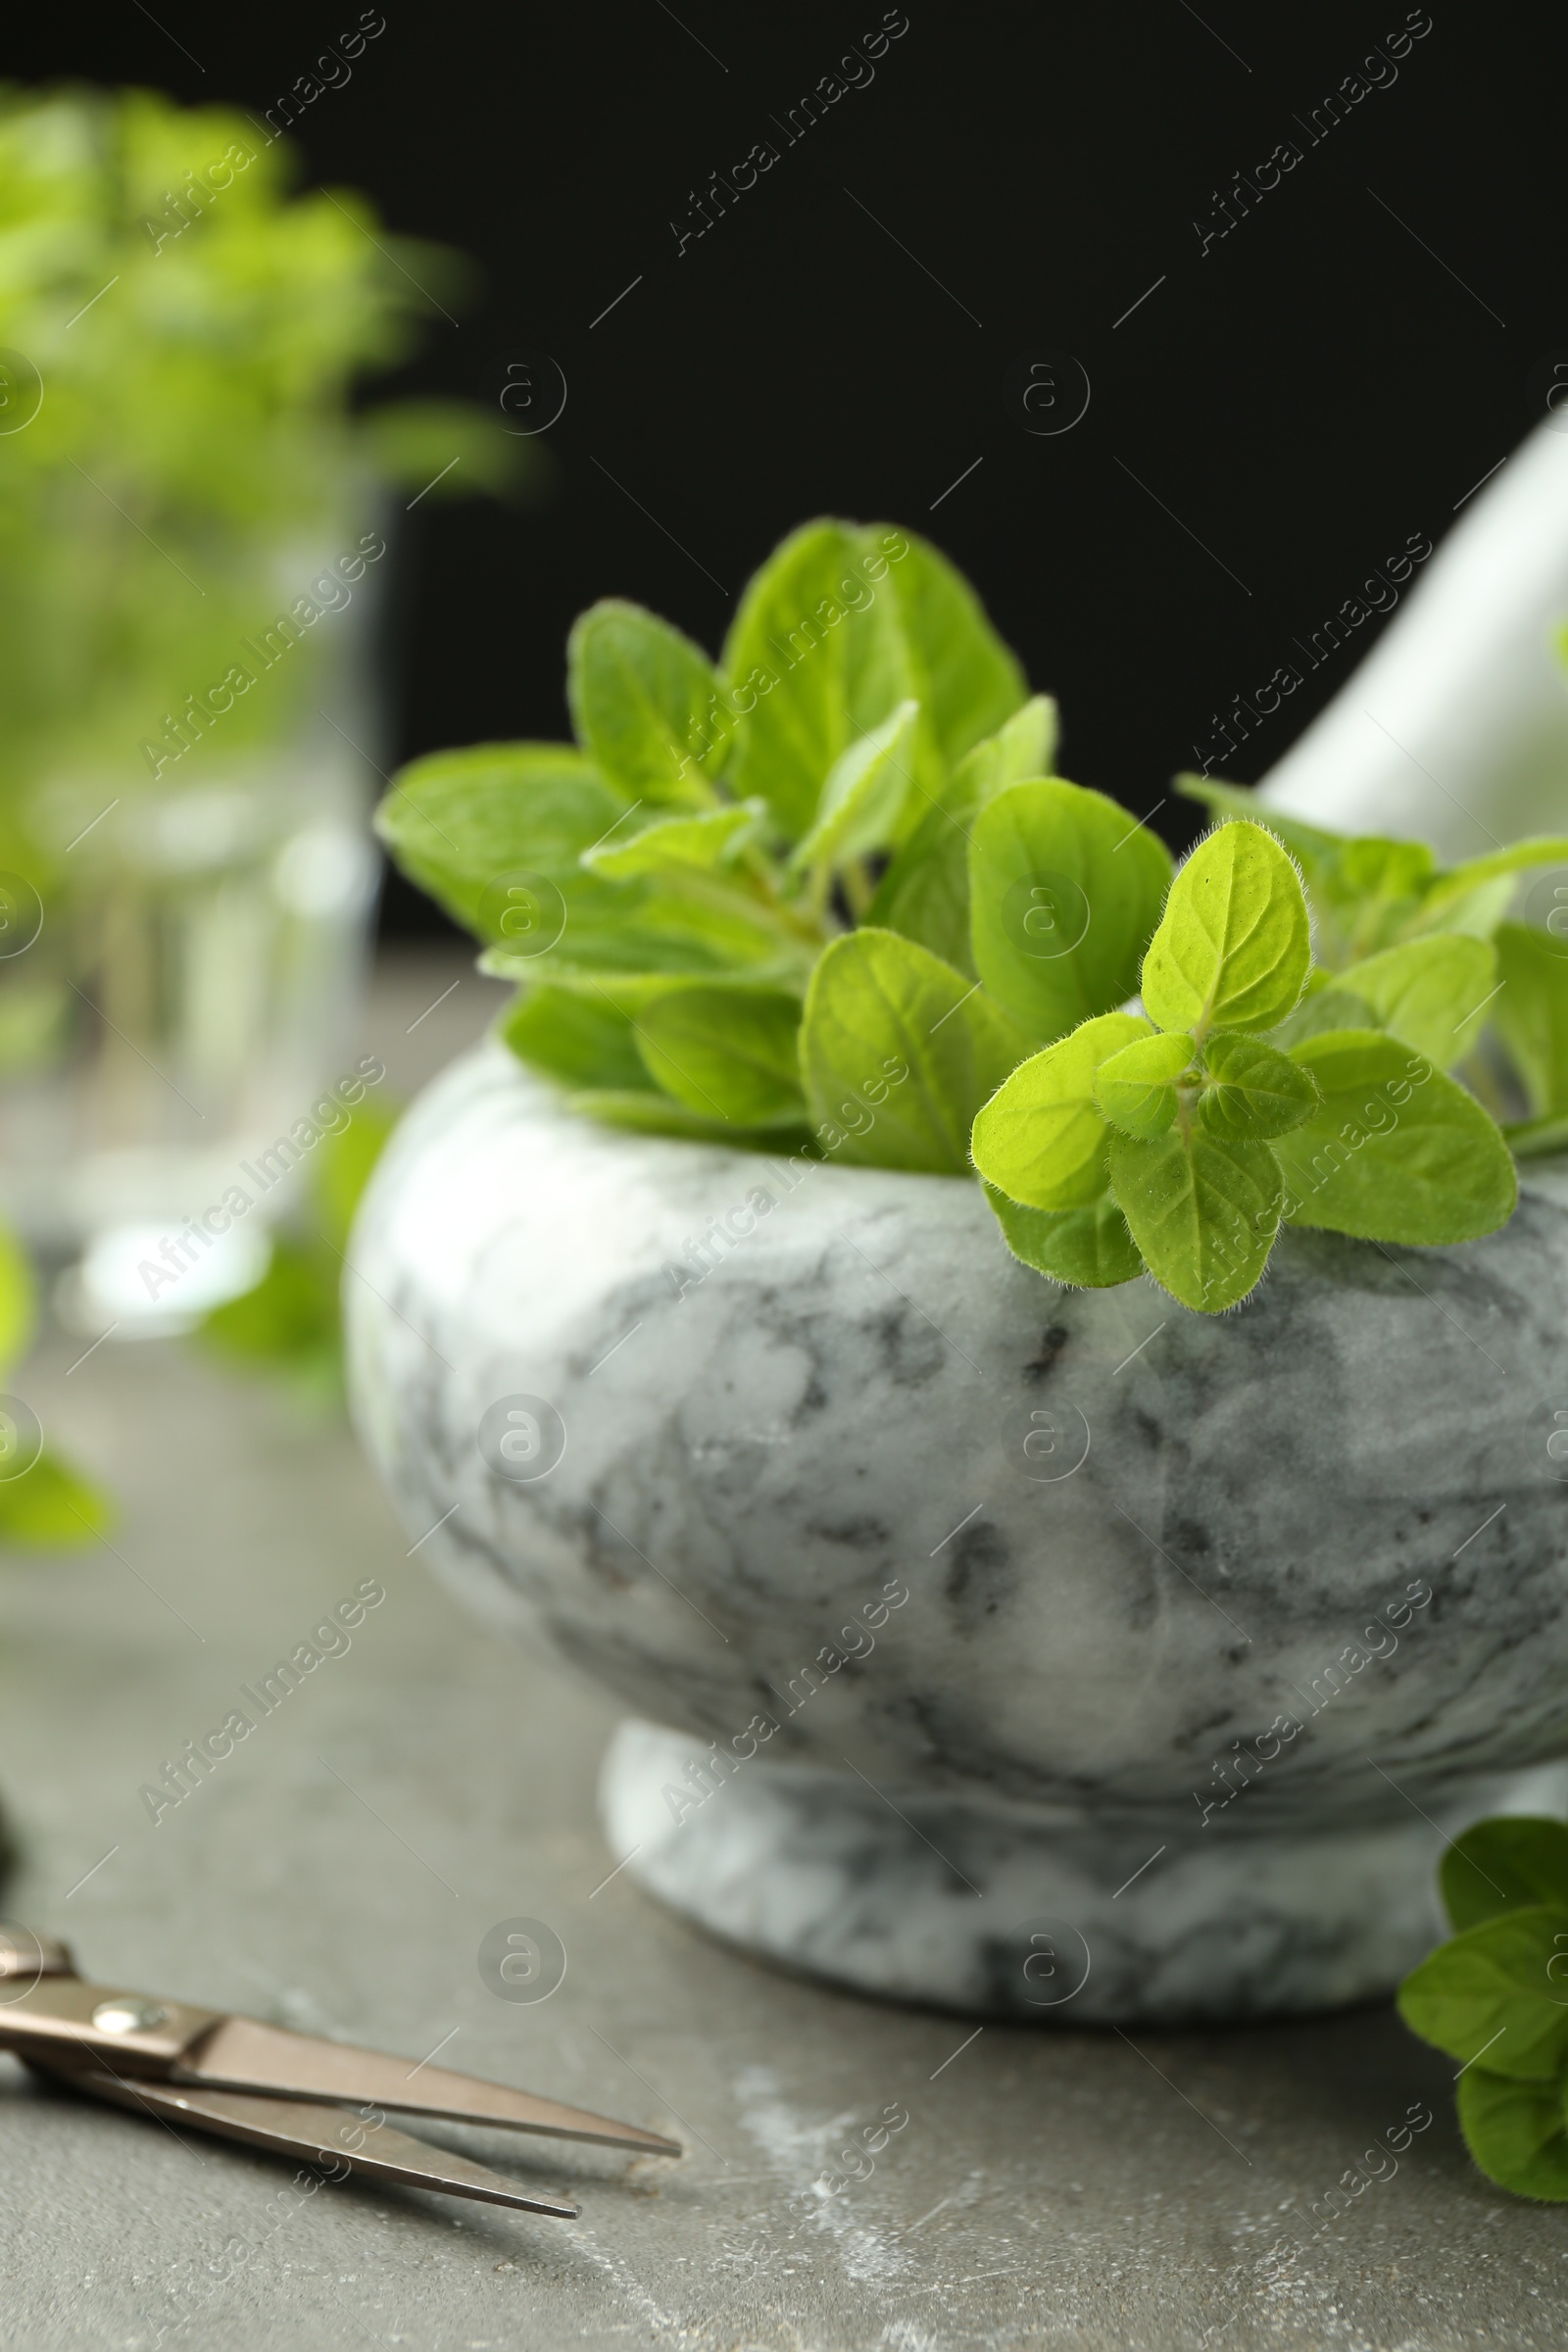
<box><xmin>2</xmin><ymin>951</ymin><xmax>1566</xmax><ymax>2352</ymax></box>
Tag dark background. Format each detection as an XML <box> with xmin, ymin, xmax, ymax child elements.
<box><xmin>17</xmin><ymin>0</ymin><xmax>1564</xmax><ymax>934</ymax></box>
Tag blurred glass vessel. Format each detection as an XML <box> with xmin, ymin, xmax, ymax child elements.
<box><xmin>0</xmin><ymin>85</ymin><xmax>512</xmax><ymax>1319</ymax></box>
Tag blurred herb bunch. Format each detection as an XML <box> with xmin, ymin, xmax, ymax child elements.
<box><xmin>378</xmin><ymin>518</ymin><xmax>1568</xmax><ymax>1315</ymax></box>
<box><xmin>0</xmin><ymin>81</ymin><xmax>517</xmax><ymax>884</ymax></box>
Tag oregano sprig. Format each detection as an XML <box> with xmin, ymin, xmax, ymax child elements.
<box><xmin>1399</xmin><ymin>1816</ymin><xmax>1568</xmax><ymax>2200</ymax></box>
<box><xmin>376</xmin><ymin>516</ymin><xmax>1568</xmax><ymax>1316</ymax></box>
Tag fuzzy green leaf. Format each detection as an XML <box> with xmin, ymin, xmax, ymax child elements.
<box><xmin>983</xmin><ymin>1180</ymin><xmax>1142</xmax><ymax>1289</ymax></box>
<box><xmin>1106</xmin><ymin>1127</ymin><xmax>1280</xmax><ymax>1311</ymax></box>
<box><xmin>868</xmin><ymin>695</ymin><xmax>1057</xmax><ymax>971</ymax></box>
<box><xmin>635</xmin><ymin>987</ymin><xmax>806</xmax><ymax>1126</ymax></box>
<box><xmin>1142</xmin><ymin>821</ymin><xmax>1310</xmax><ymax>1037</ymax></box>
<box><xmin>566</xmin><ymin>599</ymin><xmax>722</xmax><ymax>808</ymax></box>
<box><xmin>1443</xmin><ymin>1818</ymin><xmax>1568</xmax><ymax>1934</ymax></box>
<box><xmin>788</xmin><ymin>700</ymin><xmax>920</xmax><ymax>877</ymax></box>
<box><xmin>1273</xmin><ymin>1031</ymin><xmax>1517</xmax><ymax>1244</ymax></box>
<box><xmin>802</xmin><ymin>931</ymin><xmax>1028</xmax><ymax>1174</ymax></box>
<box><xmin>1175</xmin><ymin>778</ymin><xmax>1433</xmax><ymax>963</ymax></box>
<box><xmin>970</xmin><ymin>1011</ymin><xmax>1151</xmax><ymax>1209</ymax></box>
<box><xmin>1093</xmin><ymin>1030</ymin><xmax>1195</xmax><ymax>1140</ymax></box>
<box><xmin>970</xmin><ymin>780</ymin><xmax>1173</xmax><ymax>1043</ymax></box>
<box><xmin>1396</xmin><ymin>1905</ymin><xmax>1568</xmax><ymax>2081</ymax></box>
<box><xmin>719</xmin><ymin>520</ymin><xmax>914</xmax><ymax>840</ymax></box>
<box><xmin>1494</xmin><ymin>923</ymin><xmax>1568</xmax><ymax>1117</ymax></box>
<box><xmin>1456</xmin><ymin>2071</ymin><xmax>1568</xmax><ymax>2200</ymax></box>
<box><xmin>1198</xmin><ymin>1035</ymin><xmax>1321</xmax><ymax>1141</ymax></box>
<box><xmin>1338</xmin><ymin>935</ymin><xmax>1497</xmax><ymax>1067</ymax></box>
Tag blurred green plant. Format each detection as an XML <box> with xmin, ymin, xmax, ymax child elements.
<box><xmin>196</xmin><ymin>1098</ymin><xmax>396</xmax><ymax>1406</ymax></box>
<box><xmin>0</xmin><ymin>82</ymin><xmax>521</xmax><ymax>884</ymax></box>
<box><xmin>0</xmin><ymin>1219</ymin><xmax>112</xmax><ymax>1545</ymax></box>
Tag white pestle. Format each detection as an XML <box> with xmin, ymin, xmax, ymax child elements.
<box><xmin>1256</xmin><ymin>419</ymin><xmax>1568</xmax><ymax>856</ymax></box>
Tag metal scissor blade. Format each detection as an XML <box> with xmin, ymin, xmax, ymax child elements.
<box><xmin>177</xmin><ymin>2014</ymin><xmax>680</xmax><ymax>2157</ymax></box>
<box><xmin>35</xmin><ymin>2058</ymin><xmax>579</xmax><ymax>2217</ymax></box>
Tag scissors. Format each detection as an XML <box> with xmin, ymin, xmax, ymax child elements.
<box><xmin>0</xmin><ymin>1927</ymin><xmax>679</xmax><ymax>2217</ymax></box>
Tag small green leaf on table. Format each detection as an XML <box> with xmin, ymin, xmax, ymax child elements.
<box><xmin>1397</xmin><ymin>1905</ymin><xmax>1568</xmax><ymax>2081</ymax></box>
<box><xmin>1442</xmin><ymin>1817</ymin><xmax>1568</xmax><ymax>1934</ymax></box>
<box><xmin>1455</xmin><ymin>2070</ymin><xmax>1568</xmax><ymax>2201</ymax></box>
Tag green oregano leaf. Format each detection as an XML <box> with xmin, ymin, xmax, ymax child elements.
<box><xmin>1198</xmin><ymin>1035</ymin><xmax>1320</xmax><ymax>1141</ymax></box>
<box><xmin>1456</xmin><ymin>2071</ymin><xmax>1568</xmax><ymax>2200</ymax></box>
<box><xmin>1093</xmin><ymin>1030</ymin><xmax>1195</xmax><ymax>1139</ymax></box>
<box><xmin>583</xmin><ymin>802</ymin><xmax>765</xmax><ymax>878</ymax></box>
<box><xmin>1337</xmin><ymin>935</ymin><xmax>1497</xmax><ymax>1067</ymax></box>
<box><xmin>1396</xmin><ymin>1905</ymin><xmax>1568</xmax><ymax>2081</ymax></box>
<box><xmin>802</xmin><ymin>929</ymin><xmax>1027</xmax><ymax>1173</ymax></box>
<box><xmin>1175</xmin><ymin>777</ymin><xmax>1435</xmax><ymax>964</ymax></box>
<box><xmin>1105</xmin><ymin>1126</ymin><xmax>1280</xmax><ymax>1312</ymax></box>
<box><xmin>787</xmin><ymin>700</ymin><xmax>920</xmax><ymax>878</ymax></box>
<box><xmin>720</xmin><ymin>520</ymin><xmax>914</xmax><ymax>841</ymax></box>
<box><xmin>982</xmin><ymin>1180</ymin><xmax>1142</xmax><ymax>1289</ymax></box>
<box><xmin>969</xmin><ymin>780</ymin><xmax>1172</xmax><ymax>1044</ymax></box>
<box><xmin>375</xmin><ymin>744</ymin><xmax>631</xmax><ymax>938</ymax></box>
<box><xmin>867</xmin><ymin>694</ymin><xmax>1058</xmax><ymax>972</ymax></box>
<box><xmin>970</xmin><ymin>1011</ymin><xmax>1150</xmax><ymax>1209</ymax></box>
<box><xmin>1272</xmin><ymin>1031</ymin><xmax>1517</xmax><ymax>1245</ymax></box>
<box><xmin>1443</xmin><ymin>1818</ymin><xmax>1568</xmax><ymax>1934</ymax></box>
<box><xmin>565</xmin><ymin>599</ymin><xmax>722</xmax><ymax>808</ymax></box>
<box><xmin>1494</xmin><ymin>923</ymin><xmax>1568</xmax><ymax>1116</ymax></box>
<box><xmin>1141</xmin><ymin>820</ymin><xmax>1310</xmax><ymax>1037</ymax></box>
<box><xmin>1419</xmin><ymin>837</ymin><xmax>1568</xmax><ymax>917</ymax></box>
<box><xmin>635</xmin><ymin>987</ymin><xmax>806</xmax><ymax>1126</ymax></box>
<box><xmin>502</xmin><ymin>987</ymin><xmax>653</xmax><ymax>1093</ymax></box>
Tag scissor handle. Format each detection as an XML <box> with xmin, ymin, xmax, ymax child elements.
<box><xmin>0</xmin><ymin>1927</ymin><xmax>75</xmax><ymax>1982</ymax></box>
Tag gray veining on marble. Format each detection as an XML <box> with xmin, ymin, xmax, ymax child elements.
<box><xmin>345</xmin><ymin>1042</ymin><xmax>1568</xmax><ymax>2020</ymax></box>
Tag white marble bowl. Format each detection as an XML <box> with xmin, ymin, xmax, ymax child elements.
<box><xmin>345</xmin><ymin>1041</ymin><xmax>1568</xmax><ymax>2022</ymax></box>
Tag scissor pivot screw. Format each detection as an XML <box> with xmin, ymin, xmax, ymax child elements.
<box><xmin>92</xmin><ymin>1997</ymin><xmax>169</xmax><ymax>2034</ymax></box>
